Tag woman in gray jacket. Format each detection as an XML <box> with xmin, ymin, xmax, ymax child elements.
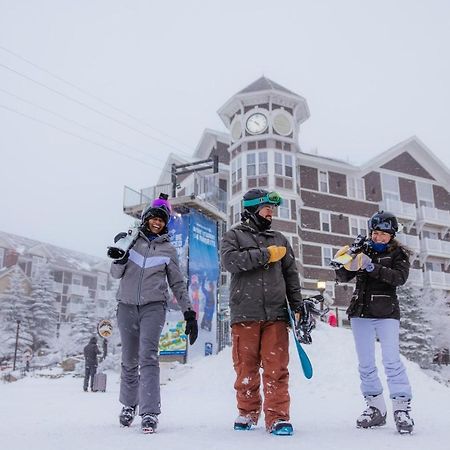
<box><xmin>110</xmin><ymin>194</ymin><xmax>198</xmax><ymax>434</ymax></box>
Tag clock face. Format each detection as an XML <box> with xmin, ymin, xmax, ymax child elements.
<box><xmin>246</xmin><ymin>112</ymin><xmax>268</xmax><ymax>135</ymax></box>
<box><xmin>272</xmin><ymin>112</ymin><xmax>293</xmax><ymax>136</ymax></box>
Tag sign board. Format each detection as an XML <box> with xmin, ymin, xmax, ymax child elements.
<box><xmin>97</xmin><ymin>319</ymin><xmax>113</xmax><ymax>338</ymax></box>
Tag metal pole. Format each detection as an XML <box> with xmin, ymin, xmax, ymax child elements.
<box><xmin>13</xmin><ymin>320</ymin><xmax>20</xmax><ymax>371</ymax></box>
<box><xmin>171</xmin><ymin>163</ymin><xmax>177</xmax><ymax>198</ymax></box>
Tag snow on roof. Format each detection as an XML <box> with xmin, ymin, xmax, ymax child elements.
<box><xmin>0</xmin><ymin>230</ymin><xmax>109</xmax><ymax>273</ymax></box>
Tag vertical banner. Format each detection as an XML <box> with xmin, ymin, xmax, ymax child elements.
<box><xmin>158</xmin><ymin>214</ymin><xmax>190</xmax><ymax>360</ymax></box>
<box><xmin>188</xmin><ymin>211</ymin><xmax>219</xmax><ymax>344</ymax></box>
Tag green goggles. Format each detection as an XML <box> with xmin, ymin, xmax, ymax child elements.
<box><xmin>242</xmin><ymin>191</ymin><xmax>283</xmax><ymax>208</ymax></box>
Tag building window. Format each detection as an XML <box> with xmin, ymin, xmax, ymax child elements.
<box><xmin>97</xmin><ymin>272</ymin><xmax>107</xmax><ymax>290</ymax></box>
<box><xmin>275</xmin><ymin>152</ymin><xmax>293</xmax><ymax>178</ymax></box>
<box><xmin>233</xmin><ymin>201</ymin><xmax>242</xmax><ymax>224</ymax></box>
<box><xmin>72</xmin><ymin>274</ymin><xmax>82</xmax><ymax>285</ymax></box>
<box><xmin>259</xmin><ymin>151</ymin><xmax>268</xmax><ymax>175</ymax></box>
<box><xmin>247</xmin><ymin>153</ymin><xmax>256</xmax><ymax>176</ymax></box>
<box><xmin>231</xmin><ymin>156</ymin><xmax>242</xmax><ymax>185</ymax></box>
<box><xmin>350</xmin><ymin>217</ymin><xmax>368</xmax><ymax>236</ymax></box>
<box><xmin>322</xmin><ymin>247</ymin><xmax>333</xmax><ymax>267</ymax></box>
<box><xmin>247</xmin><ymin>151</ymin><xmax>268</xmax><ymax>177</ymax></box>
<box><xmin>348</xmin><ymin>177</ymin><xmax>365</xmax><ymax>200</ymax></box>
<box><xmin>278</xmin><ymin>200</ymin><xmax>290</xmax><ymax>220</ymax></box>
<box><xmin>382</xmin><ymin>173</ymin><xmax>400</xmax><ymax>201</ymax></box>
<box><xmin>320</xmin><ymin>212</ymin><xmax>331</xmax><ymax>232</ymax></box>
<box><xmin>417</xmin><ymin>181</ymin><xmax>434</xmax><ymax>208</ymax></box>
<box><xmin>425</xmin><ymin>261</ymin><xmax>442</xmax><ymax>272</ymax></box>
<box><xmin>31</xmin><ymin>255</ymin><xmax>45</xmax><ymax>278</ymax></box>
<box><xmin>319</xmin><ymin>171</ymin><xmax>328</xmax><ymax>193</ymax></box>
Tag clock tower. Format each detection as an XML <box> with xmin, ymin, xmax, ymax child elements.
<box><xmin>217</xmin><ymin>76</ymin><xmax>310</xmax><ymax>241</ymax></box>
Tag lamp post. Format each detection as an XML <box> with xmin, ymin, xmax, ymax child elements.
<box><xmin>12</xmin><ymin>319</ymin><xmax>21</xmax><ymax>371</ymax></box>
<box><xmin>317</xmin><ymin>281</ymin><xmax>326</xmax><ymax>311</ymax></box>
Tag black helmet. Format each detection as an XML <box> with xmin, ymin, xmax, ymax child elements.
<box><xmin>242</xmin><ymin>189</ymin><xmax>283</xmax><ymax>214</ymax></box>
<box><xmin>368</xmin><ymin>211</ymin><xmax>398</xmax><ymax>235</ymax></box>
<box><xmin>141</xmin><ymin>193</ymin><xmax>171</xmax><ymax>226</ymax></box>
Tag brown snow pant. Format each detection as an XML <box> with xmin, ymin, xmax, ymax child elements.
<box><xmin>231</xmin><ymin>320</ymin><xmax>290</xmax><ymax>430</ymax></box>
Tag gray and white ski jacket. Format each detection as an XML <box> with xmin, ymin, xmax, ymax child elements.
<box><xmin>110</xmin><ymin>232</ymin><xmax>192</xmax><ymax>313</ymax></box>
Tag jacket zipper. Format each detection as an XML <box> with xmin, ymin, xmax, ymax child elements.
<box><xmin>137</xmin><ymin>243</ymin><xmax>151</xmax><ymax>305</ymax></box>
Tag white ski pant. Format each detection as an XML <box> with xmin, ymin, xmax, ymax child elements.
<box><xmin>117</xmin><ymin>302</ymin><xmax>166</xmax><ymax>416</ymax></box>
<box><xmin>350</xmin><ymin>318</ymin><xmax>412</xmax><ymax>399</ymax></box>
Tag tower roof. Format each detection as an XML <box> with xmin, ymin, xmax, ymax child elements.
<box><xmin>238</xmin><ymin>76</ymin><xmax>298</xmax><ymax>96</ymax></box>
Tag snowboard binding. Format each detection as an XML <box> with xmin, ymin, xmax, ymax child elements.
<box><xmin>294</xmin><ymin>295</ymin><xmax>329</xmax><ymax>344</ymax></box>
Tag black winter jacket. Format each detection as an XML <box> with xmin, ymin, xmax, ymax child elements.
<box><xmin>84</xmin><ymin>337</ymin><xmax>100</xmax><ymax>367</ymax></box>
<box><xmin>335</xmin><ymin>240</ymin><xmax>410</xmax><ymax>320</ymax></box>
<box><xmin>221</xmin><ymin>220</ymin><xmax>303</xmax><ymax>325</ymax></box>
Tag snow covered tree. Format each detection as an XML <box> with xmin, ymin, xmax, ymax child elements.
<box><xmin>422</xmin><ymin>288</ymin><xmax>450</xmax><ymax>358</ymax></box>
<box><xmin>68</xmin><ymin>299</ymin><xmax>97</xmax><ymax>355</ymax></box>
<box><xmin>0</xmin><ymin>266</ymin><xmax>31</xmax><ymax>359</ymax></box>
<box><xmin>398</xmin><ymin>283</ymin><xmax>434</xmax><ymax>369</ymax></box>
<box><xmin>27</xmin><ymin>261</ymin><xmax>58</xmax><ymax>352</ymax></box>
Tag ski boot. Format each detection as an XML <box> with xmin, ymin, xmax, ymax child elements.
<box><xmin>393</xmin><ymin>397</ymin><xmax>414</xmax><ymax>434</ymax></box>
<box><xmin>269</xmin><ymin>419</ymin><xmax>294</xmax><ymax>436</ymax></box>
<box><xmin>356</xmin><ymin>394</ymin><xmax>387</xmax><ymax>428</ymax></box>
<box><xmin>141</xmin><ymin>413</ymin><xmax>158</xmax><ymax>434</ymax></box>
<box><xmin>119</xmin><ymin>405</ymin><xmax>136</xmax><ymax>427</ymax></box>
<box><xmin>233</xmin><ymin>415</ymin><xmax>256</xmax><ymax>431</ymax></box>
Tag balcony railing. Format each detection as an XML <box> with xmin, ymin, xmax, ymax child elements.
<box><xmin>380</xmin><ymin>199</ymin><xmax>417</xmax><ymax>221</ymax></box>
<box><xmin>421</xmin><ymin>238</ymin><xmax>450</xmax><ymax>257</ymax></box>
<box><xmin>417</xmin><ymin>205</ymin><xmax>450</xmax><ymax>229</ymax></box>
<box><xmin>423</xmin><ymin>270</ymin><xmax>450</xmax><ymax>289</ymax></box>
<box><xmin>124</xmin><ymin>175</ymin><xmax>227</xmax><ymax>216</ymax></box>
<box><xmin>396</xmin><ymin>234</ymin><xmax>420</xmax><ymax>252</ymax></box>
<box><xmin>407</xmin><ymin>268</ymin><xmax>423</xmax><ymax>286</ymax></box>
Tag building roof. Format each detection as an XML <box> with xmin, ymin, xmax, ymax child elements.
<box><xmin>0</xmin><ymin>230</ymin><xmax>110</xmax><ymax>274</ymax></box>
<box><xmin>238</xmin><ymin>76</ymin><xmax>299</xmax><ymax>97</ymax></box>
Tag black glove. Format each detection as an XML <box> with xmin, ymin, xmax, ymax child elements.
<box><xmin>184</xmin><ymin>310</ymin><xmax>198</xmax><ymax>345</ymax></box>
<box><xmin>114</xmin><ymin>232</ymin><xmax>128</xmax><ymax>243</ymax></box>
<box><xmin>113</xmin><ymin>251</ymin><xmax>129</xmax><ymax>265</ymax></box>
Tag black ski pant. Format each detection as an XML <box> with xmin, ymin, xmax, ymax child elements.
<box><xmin>84</xmin><ymin>365</ymin><xmax>97</xmax><ymax>391</ymax></box>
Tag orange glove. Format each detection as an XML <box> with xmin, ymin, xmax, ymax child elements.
<box><xmin>267</xmin><ymin>245</ymin><xmax>287</xmax><ymax>263</ymax></box>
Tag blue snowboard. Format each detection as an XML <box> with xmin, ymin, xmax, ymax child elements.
<box><xmin>286</xmin><ymin>301</ymin><xmax>313</xmax><ymax>379</ymax></box>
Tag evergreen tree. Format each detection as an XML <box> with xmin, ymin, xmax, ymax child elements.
<box><xmin>422</xmin><ymin>288</ymin><xmax>450</xmax><ymax>355</ymax></box>
<box><xmin>0</xmin><ymin>266</ymin><xmax>30</xmax><ymax>358</ymax></box>
<box><xmin>398</xmin><ymin>283</ymin><xmax>434</xmax><ymax>369</ymax></box>
<box><xmin>28</xmin><ymin>261</ymin><xmax>58</xmax><ymax>352</ymax></box>
<box><xmin>69</xmin><ymin>299</ymin><xmax>97</xmax><ymax>355</ymax></box>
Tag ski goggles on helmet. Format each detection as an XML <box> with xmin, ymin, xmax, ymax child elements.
<box><xmin>368</xmin><ymin>217</ymin><xmax>396</xmax><ymax>233</ymax></box>
<box><xmin>242</xmin><ymin>191</ymin><xmax>283</xmax><ymax>208</ymax></box>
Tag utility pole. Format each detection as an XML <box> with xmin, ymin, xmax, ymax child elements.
<box><xmin>13</xmin><ymin>319</ymin><xmax>20</xmax><ymax>371</ymax></box>
<box><xmin>171</xmin><ymin>155</ymin><xmax>219</xmax><ymax>198</ymax></box>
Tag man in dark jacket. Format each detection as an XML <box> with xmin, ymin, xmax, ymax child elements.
<box><xmin>334</xmin><ymin>211</ymin><xmax>414</xmax><ymax>434</ymax></box>
<box><xmin>83</xmin><ymin>336</ymin><xmax>100</xmax><ymax>392</ymax></box>
<box><xmin>221</xmin><ymin>189</ymin><xmax>303</xmax><ymax>436</ymax></box>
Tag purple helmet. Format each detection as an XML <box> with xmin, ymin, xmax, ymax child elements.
<box><xmin>141</xmin><ymin>193</ymin><xmax>172</xmax><ymax>225</ymax></box>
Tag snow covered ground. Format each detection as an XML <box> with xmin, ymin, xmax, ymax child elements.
<box><xmin>2</xmin><ymin>323</ymin><xmax>449</xmax><ymax>450</ymax></box>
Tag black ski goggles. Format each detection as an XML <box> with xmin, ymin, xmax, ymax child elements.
<box><xmin>368</xmin><ymin>218</ymin><xmax>396</xmax><ymax>233</ymax></box>
<box><xmin>242</xmin><ymin>191</ymin><xmax>283</xmax><ymax>208</ymax></box>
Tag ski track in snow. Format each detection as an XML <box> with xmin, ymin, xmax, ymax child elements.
<box><xmin>1</xmin><ymin>323</ymin><xmax>449</xmax><ymax>450</ymax></box>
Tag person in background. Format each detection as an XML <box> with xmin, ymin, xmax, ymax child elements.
<box><xmin>110</xmin><ymin>194</ymin><xmax>198</xmax><ymax>434</ymax></box>
<box><xmin>83</xmin><ymin>336</ymin><xmax>100</xmax><ymax>392</ymax></box>
<box><xmin>333</xmin><ymin>211</ymin><xmax>414</xmax><ymax>434</ymax></box>
<box><xmin>221</xmin><ymin>189</ymin><xmax>303</xmax><ymax>436</ymax></box>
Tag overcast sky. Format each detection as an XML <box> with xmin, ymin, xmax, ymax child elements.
<box><xmin>1</xmin><ymin>0</ymin><xmax>450</xmax><ymax>258</ymax></box>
